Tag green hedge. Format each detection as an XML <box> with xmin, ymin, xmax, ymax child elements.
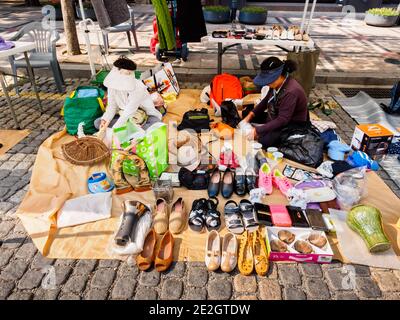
<box><xmin>366</xmin><ymin>8</ymin><xmax>399</xmax><ymax>17</ymax></box>
<box><xmin>203</xmin><ymin>5</ymin><xmax>230</xmax><ymax>13</ymax></box>
<box><xmin>240</xmin><ymin>6</ymin><xmax>267</xmax><ymax>14</ymax></box>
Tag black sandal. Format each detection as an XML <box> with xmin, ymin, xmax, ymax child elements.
<box><xmin>205</xmin><ymin>197</ymin><xmax>221</xmax><ymax>232</ymax></box>
<box><xmin>188</xmin><ymin>198</ymin><xmax>208</xmax><ymax>233</ymax></box>
<box><xmin>239</xmin><ymin>199</ymin><xmax>259</xmax><ymax>232</ymax></box>
<box><xmin>224</xmin><ymin>200</ymin><xmax>244</xmax><ymax>235</ymax></box>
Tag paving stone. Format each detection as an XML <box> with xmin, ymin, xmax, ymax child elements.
<box><xmin>59</xmin><ymin>293</ymin><xmax>81</xmax><ymax>300</ymax></box>
<box><xmin>134</xmin><ymin>286</ymin><xmax>158</xmax><ymax>300</ymax></box>
<box><xmin>31</xmin><ymin>253</ymin><xmax>55</xmax><ymax>270</ymax></box>
<box><xmin>13</xmin><ymin>222</ymin><xmax>27</xmax><ymax>234</ymax></box>
<box><xmin>187</xmin><ymin>267</ymin><xmax>208</xmax><ymax>287</ymax></box>
<box><xmin>73</xmin><ymin>259</ymin><xmax>97</xmax><ymax>275</ymax></box>
<box><xmin>208</xmin><ymin>280</ymin><xmax>232</xmax><ymax>300</ymax></box>
<box><xmin>54</xmin><ymin>265</ymin><xmax>73</xmax><ymax>286</ymax></box>
<box><xmin>98</xmin><ymin>259</ymin><xmax>120</xmax><ymax>269</ymax></box>
<box><xmin>304</xmin><ymin>278</ymin><xmax>331</xmax><ymax>300</ymax></box>
<box><xmin>236</xmin><ymin>295</ymin><xmax>258</xmax><ymax>300</ymax></box>
<box><xmin>299</xmin><ymin>263</ymin><xmax>323</xmax><ymax>278</ymax></box>
<box><xmin>111</xmin><ymin>277</ymin><xmax>136</xmax><ymax>300</ymax></box>
<box><xmin>163</xmin><ymin>261</ymin><xmax>186</xmax><ymax>278</ymax></box>
<box><xmin>160</xmin><ymin>279</ymin><xmax>183</xmax><ymax>300</ymax></box>
<box><xmin>265</xmin><ymin>262</ymin><xmax>278</xmax><ymax>279</ymax></box>
<box><xmin>0</xmin><ymin>202</ymin><xmax>13</xmax><ymax>215</ymax></box>
<box><xmin>356</xmin><ymin>277</ymin><xmax>382</xmax><ymax>299</ymax></box>
<box><xmin>9</xmin><ymin>153</ymin><xmax>26</xmax><ymax>162</ymax></box>
<box><xmin>259</xmin><ymin>279</ymin><xmax>282</xmax><ymax>300</ymax></box>
<box><xmin>0</xmin><ymin>258</ymin><xmax>29</xmax><ymax>281</ymax></box>
<box><xmin>33</xmin><ymin>288</ymin><xmax>60</xmax><ymax>300</ymax></box>
<box><xmin>0</xmin><ymin>248</ymin><xmax>14</xmax><ymax>268</ymax></box>
<box><xmin>7</xmin><ymin>291</ymin><xmax>33</xmax><ymax>300</ymax></box>
<box><xmin>63</xmin><ymin>275</ymin><xmax>89</xmax><ymax>294</ymax></box>
<box><xmin>15</xmin><ymin>241</ymin><xmax>37</xmax><ymax>261</ymax></box>
<box><xmin>139</xmin><ymin>269</ymin><xmax>160</xmax><ymax>287</ymax></box>
<box><xmin>119</xmin><ymin>263</ymin><xmax>139</xmax><ymax>278</ymax></box>
<box><xmin>184</xmin><ymin>287</ymin><xmax>207</xmax><ymax>300</ymax></box>
<box><xmin>0</xmin><ymin>280</ymin><xmax>15</xmax><ymax>299</ymax></box>
<box><xmin>277</xmin><ymin>264</ymin><xmax>301</xmax><ymax>286</ymax></box>
<box><xmin>17</xmin><ymin>269</ymin><xmax>44</xmax><ymax>290</ymax></box>
<box><xmin>8</xmin><ymin>189</ymin><xmax>27</xmax><ymax>204</ymax></box>
<box><xmin>14</xmin><ymin>161</ymin><xmax>33</xmax><ymax>171</ymax></box>
<box><xmin>382</xmin><ymin>293</ymin><xmax>400</xmax><ymax>300</ymax></box>
<box><xmin>325</xmin><ymin>268</ymin><xmax>354</xmax><ymax>291</ymax></box>
<box><xmin>233</xmin><ymin>274</ymin><xmax>257</xmax><ymax>293</ymax></box>
<box><xmin>372</xmin><ymin>271</ymin><xmax>400</xmax><ymax>292</ymax></box>
<box><xmin>85</xmin><ymin>288</ymin><xmax>109</xmax><ymax>300</ymax></box>
<box><xmin>283</xmin><ymin>287</ymin><xmax>306</xmax><ymax>300</ymax></box>
<box><xmin>0</xmin><ymin>170</ymin><xmax>11</xmax><ymax>180</ymax></box>
<box><xmin>0</xmin><ymin>220</ymin><xmax>14</xmax><ymax>237</ymax></box>
<box><xmin>0</xmin><ymin>187</ymin><xmax>9</xmax><ymax>199</ymax></box>
<box><xmin>0</xmin><ymin>154</ymin><xmax>12</xmax><ymax>161</ymax></box>
<box><xmin>334</xmin><ymin>291</ymin><xmax>359</xmax><ymax>300</ymax></box>
<box><xmin>1</xmin><ymin>176</ymin><xmax>22</xmax><ymax>188</ymax></box>
<box><xmin>91</xmin><ymin>269</ymin><xmax>116</xmax><ymax>289</ymax></box>
<box><xmin>54</xmin><ymin>259</ymin><xmax>76</xmax><ymax>267</ymax></box>
<box><xmin>0</xmin><ymin>161</ymin><xmax>18</xmax><ymax>170</ymax></box>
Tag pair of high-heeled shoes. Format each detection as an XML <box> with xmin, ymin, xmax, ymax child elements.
<box><xmin>238</xmin><ymin>230</ymin><xmax>269</xmax><ymax>276</ymax></box>
<box><xmin>136</xmin><ymin>229</ymin><xmax>174</xmax><ymax>272</ymax></box>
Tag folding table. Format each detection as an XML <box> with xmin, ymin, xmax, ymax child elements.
<box><xmin>0</xmin><ymin>41</ymin><xmax>43</xmax><ymax>129</ymax></box>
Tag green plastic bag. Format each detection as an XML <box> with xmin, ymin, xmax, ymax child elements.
<box><xmin>112</xmin><ymin>120</ymin><xmax>168</xmax><ymax>179</ymax></box>
<box><xmin>63</xmin><ymin>86</ymin><xmax>105</xmax><ymax>135</ymax></box>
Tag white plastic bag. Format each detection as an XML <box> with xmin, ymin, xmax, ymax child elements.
<box><xmin>57</xmin><ymin>192</ymin><xmax>112</xmax><ymax>228</ymax></box>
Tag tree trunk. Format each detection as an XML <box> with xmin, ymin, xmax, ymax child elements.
<box><xmin>60</xmin><ymin>0</ymin><xmax>81</xmax><ymax>55</ymax></box>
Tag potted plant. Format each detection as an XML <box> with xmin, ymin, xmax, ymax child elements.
<box><xmin>75</xmin><ymin>0</ymin><xmax>97</xmax><ymax>21</ymax></box>
<box><xmin>41</xmin><ymin>0</ymin><xmax>63</xmax><ymax>21</ymax></box>
<box><xmin>365</xmin><ymin>7</ymin><xmax>399</xmax><ymax>27</ymax></box>
<box><xmin>239</xmin><ymin>6</ymin><xmax>268</xmax><ymax>25</ymax></box>
<box><xmin>203</xmin><ymin>6</ymin><xmax>231</xmax><ymax>24</ymax></box>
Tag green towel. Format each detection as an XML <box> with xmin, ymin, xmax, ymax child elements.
<box><xmin>152</xmin><ymin>0</ymin><xmax>175</xmax><ymax>50</ymax></box>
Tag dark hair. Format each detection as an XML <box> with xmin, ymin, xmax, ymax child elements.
<box><xmin>113</xmin><ymin>56</ymin><xmax>137</xmax><ymax>71</ymax></box>
<box><xmin>260</xmin><ymin>57</ymin><xmax>297</xmax><ymax>75</ymax></box>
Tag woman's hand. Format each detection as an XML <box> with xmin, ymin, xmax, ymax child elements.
<box><xmin>247</xmin><ymin>128</ymin><xmax>258</xmax><ymax>141</ymax></box>
<box><xmin>99</xmin><ymin>119</ymin><xmax>109</xmax><ymax>130</ymax></box>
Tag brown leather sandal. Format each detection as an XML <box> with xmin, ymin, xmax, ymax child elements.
<box><xmin>136</xmin><ymin>229</ymin><xmax>157</xmax><ymax>271</ymax></box>
<box><xmin>155</xmin><ymin>231</ymin><xmax>174</xmax><ymax>272</ymax></box>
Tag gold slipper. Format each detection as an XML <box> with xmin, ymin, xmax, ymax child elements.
<box><xmin>253</xmin><ymin>229</ymin><xmax>269</xmax><ymax>276</ymax></box>
<box><xmin>238</xmin><ymin>231</ymin><xmax>254</xmax><ymax>276</ymax></box>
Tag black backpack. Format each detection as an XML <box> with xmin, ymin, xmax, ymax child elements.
<box><xmin>177</xmin><ymin>108</ymin><xmax>211</xmax><ymax>133</ymax></box>
<box><xmin>220</xmin><ymin>100</ymin><xmax>241</xmax><ymax>128</ymax></box>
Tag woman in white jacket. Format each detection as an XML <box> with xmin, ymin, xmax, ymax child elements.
<box><xmin>95</xmin><ymin>56</ymin><xmax>162</xmax><ymax>130</ymax></box>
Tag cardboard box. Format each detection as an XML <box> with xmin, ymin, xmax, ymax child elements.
<box><xmin>350</xmin><ymin>124</ymin><xmax>393</xmax><ymax>159</ymax></box>
<box><xmin>265</xmin><ymin>227</ymin><xmax>333</xmax><ymax>264</ymax></box>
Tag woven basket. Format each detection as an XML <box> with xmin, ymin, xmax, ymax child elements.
<box><xmin>62</xmin><ymin>136</ymin><xmax>110</xmax><ymax>166</ymax></box>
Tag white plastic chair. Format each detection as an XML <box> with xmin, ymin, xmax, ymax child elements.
<box><xmin>8</xmin><ymin>22</ymin><xmax>65</xmax><ymax>94</ymax></box>
<box><xmin>101</xmin><ymin>5</ymin><xmax>139</xmax><ymax>55</ymax></box>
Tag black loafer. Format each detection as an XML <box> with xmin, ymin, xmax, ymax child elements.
<box><xmin>234</xmin><ymin>167</ymin><xmax>246</xmax><ymax>196</ymax></box>
<box><xmin>208</xmin><ymin>168</ymin><xmax>221</xmax><ymax>197</ymax></box>
<box><xmin>221</xmin><ymin>168</ymin><xmax>235</xmax><ymax>199</ymax></box>
<box><xmin>245</xmin><ymin>168</ymin><xmax>257</xmax><ymax>192</ymax></box>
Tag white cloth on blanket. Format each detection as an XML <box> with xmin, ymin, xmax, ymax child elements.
<box><xmin>57</xmin><ymin>192</ymin><xmax>112</xmax><ymax>228</ymax></box>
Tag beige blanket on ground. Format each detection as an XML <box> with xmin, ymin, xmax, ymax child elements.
<box><xmin>17</xmin><ymin>90</ymin><xmax>400</xmax><ymax>263</ymax></box>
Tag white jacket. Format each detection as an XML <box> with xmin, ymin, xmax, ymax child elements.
<box><xmin>102</xmin><ymin>79</ymin><xmax>162</xmax><ymax>128</ymax></box>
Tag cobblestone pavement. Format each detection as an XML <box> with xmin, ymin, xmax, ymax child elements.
<box><xmin>0</xmin><ymin>78</ymin><xmax>400</xmax><ymax>300</ymax></box>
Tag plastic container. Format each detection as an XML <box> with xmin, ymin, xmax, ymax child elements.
<box><xmin>153</xmin><ymin>178</ymin><xmax>174</xmax><ymax>203</ymax></box>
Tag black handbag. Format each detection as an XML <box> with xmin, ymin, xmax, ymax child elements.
<box><xmin>220</xmin><ymin>100</ymin><xmax>241</xmax><ymax>128</ymax></box>
<box><xmin>177</xmin><ymin>108</ymin><xmax>211</xmax><ymax>133</ymax></box>
<box><xmin>279</xmin><ymin>122</ymin><xmax>324</xmax><ymax>168</ymax></box>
